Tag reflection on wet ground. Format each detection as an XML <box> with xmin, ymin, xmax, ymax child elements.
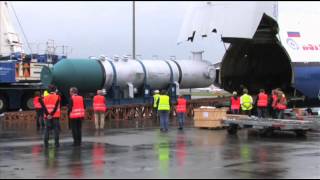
<box><xmin>0</xmin><ymin>127</ymin><xmax>320</xmax><ymax>179</ymax></box>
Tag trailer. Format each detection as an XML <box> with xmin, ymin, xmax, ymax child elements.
<box><xmin>222</xmin><ymin>115</ymin><xmax>317</xmax><ymax>137</ymax></box>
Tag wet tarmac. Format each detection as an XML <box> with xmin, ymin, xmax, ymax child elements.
<box><xmin>0</xmin><ymin>126</ymin><xmax>320</xmax><ymax>179</ymax></box>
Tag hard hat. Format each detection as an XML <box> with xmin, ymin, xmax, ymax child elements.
<box><xmin>154</xmin><ymin>90</ymin><xmax>160</xmax><ymax>93</ymax></box>
<box><xmin>102</xmin><ymin>89</ymin><xmax>107</xmax><ymax>95</ymax></box>
<box><xmin>232</xmin><ymin>91</ymin><xmax>237</xmax><ymax>95</ymax></box>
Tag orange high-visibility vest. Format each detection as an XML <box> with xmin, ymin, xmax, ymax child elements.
<box><xmin>176</xmin><ymin>98</ymin><xmax>187</xmax><ymax>113</ymax></box>
<box><xmin>230</xmin><ymin>97</ymin><xmax>240</xmax><ymax>110</ymax></box>
<box><xmin>257</xmin><ymin>93</ymin><xmax>268</xmax><ymax>107</ymax></box>
<box><xmin>93</xmin><ymin>95</ymin><xmax>106</xmax><ymax>112</ymax></box>
<box><xmin>33</xmin><ymin>96</ymin><xmax>42</xmax><ymax>109</ymax></box>
<box><xmin>272</xmin><ymin>95</ymin><xmax>278</xmax><ymax>109</ymax></box>
<box><xmin>70</xmin><ymin>95</ymin><xmax>85</xmax><ymax>119</ymax></box>
<box><xmin>43</xmin><ymin>93</ymin><xmax>61</xmax><ymax>119</ymax></box>
<box><xmin>276</xmin><ymin>97</ymin><xmax>287</xmax><ymax>110</ymax></box>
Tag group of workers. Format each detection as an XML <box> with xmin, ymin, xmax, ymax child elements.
<box><xmin>152</xmin><ymin>90</ymin><xmax>187</xmax><ymax>132</ymax></box>
<box><xmin>33</xmin><ymin>85</ymin><xmax>107</xmax><ymax>148</ymax></box>
<box><xmin>230</xmin><ymin>88</ymin><xmax>288</xmax><ymax>119</ymax></box>
<box><xmin>34</xmin><ymin>85</ymin><xmax>188</xmax><ymax>148</ymax></box>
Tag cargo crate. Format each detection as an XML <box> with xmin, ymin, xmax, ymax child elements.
<box><xmin>194</xmin><ymin>107</ymin><xmax>227</xmax><ymax>128</ymax></box>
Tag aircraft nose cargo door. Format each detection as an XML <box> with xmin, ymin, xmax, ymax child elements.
<box><xmin>219</xmin><ymin>13</ymin><xmax>293</xmax><ymax>94</ymax></box>
<box><xmin>178</xmin><ymin>2</ymin><xmax>293</xmax><ymax>95</ymax></box>
<box><xmin>220</xmin><ymin>41</ymin><xmax>293</xmax><ymax>94</ymax></box>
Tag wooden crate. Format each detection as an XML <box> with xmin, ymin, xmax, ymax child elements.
<box><xmin>194</xmin><ymin>108</ymin><xmax>227</xmax><ymax>128</ymax></box>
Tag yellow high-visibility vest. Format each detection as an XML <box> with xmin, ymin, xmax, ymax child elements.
<box><xmin>153</xmin><ymin>94</ymin><xmax>160</xmax><ymax>108</ymax></box>
<box><xmin>158</xmin><ymin>95</ymin><xmax>170</xmax><ymax>111</ymax></box>
<box><xmin>241</xmin><ymin>94</ymin><xmax>253</xmax><ymax>111</ymax></box>
<box><xmin>43</xmin><ymin>90</ymin><xmax>49</xmax><ymax>97</ymax></box>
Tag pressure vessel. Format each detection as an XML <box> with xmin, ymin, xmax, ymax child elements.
<box><xmin>41</xmin><ymin>57</ymin><xmax>215</xmax><ymax>96</ymax></box>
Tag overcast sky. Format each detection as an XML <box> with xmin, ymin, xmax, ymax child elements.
<box><xmin>8</xmin><ymin>1</ymin><xmax>226</xmax><ymax>63</ymax></box>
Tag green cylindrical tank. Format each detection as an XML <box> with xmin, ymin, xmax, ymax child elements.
<box><xmin>41</xmin><ymin>59</ymin><xmax>104</xmax><ymax>95</ymax></box>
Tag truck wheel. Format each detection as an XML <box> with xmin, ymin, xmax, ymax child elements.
<box><xmin>0</xmin><ymin>95</ymin><xmax>7</xmax><ymax>113</ymax></box>
<box><xmin>227</xmin><ymin>124</ymin><xmax>238</xmax><ymax>135</ymax></box>
<box><xmin>22</xmin><ymin>94</ymin><xmax>34</xmax><ymax>110</ymax></box>
<box><xmin>295</xmin><ymin>130</ymin><xmax>307</xmax><ymax>137</ymax></box>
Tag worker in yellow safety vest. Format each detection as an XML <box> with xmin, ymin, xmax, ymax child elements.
<box><xmin>157</xmin><ymin>90</ymin><xmax>171</xmax><ymax>132</ymax></box>
<box><xmin>240</xmin><ymin>88</ymin><xmax>253</xmax><ymax>116</ymax></box>
<box><xmin>153</xmin><ymin>90</ymin><xmax>160</xmax><ymax>121</ymax></box>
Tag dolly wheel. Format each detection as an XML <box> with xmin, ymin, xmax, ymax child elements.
<box><xmin>295</xmin><ymin>130</ymin><xmax>307</xmax><ymax>137</ymax></box>
<box><xmin>227</xmin><ymin>124</ymin><xmax>238</xmax><ymax>135</ymax></box>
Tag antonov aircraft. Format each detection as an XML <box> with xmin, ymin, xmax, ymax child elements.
<box><xmin>178</xmin><ymin>1</ymin><xmax>320</xmax><ymax>106</ymax></box>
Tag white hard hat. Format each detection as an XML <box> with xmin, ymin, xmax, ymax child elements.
<box><xmin>154</xmin><ymin>90</ymin><xmax>160</xmax><ymax>93</ymax></box>
<box><xmin>102</xmin><ymin>89</ymin><xmax>107</xmax><ymax>95</ymax></box>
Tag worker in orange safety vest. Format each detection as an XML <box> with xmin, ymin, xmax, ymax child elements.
<box><xmin>33</xmin><ymin>91</ymin><xmax>44</xmax><ymax>130</ymax></box>
<box><xmin>41</xmin><ymin>85</ymin><xmax>61</xmax><ymax>148</ymax></box>
<box><xmin>270</xmin><ymin>89</ymin><xmax>278</xmax><ymax>118</ymax></box>
<box><xmin>230</xmin><ymin>91</ymin><xmax>240</xmax><ymax>114</ymax></box>
<box><xmin>276</xmin><ymin>91</ymin><xmax>287</xmax><ymax>119</ymax></box>
<box><xmin>93</xmin><ymin>90</ymin><xmax>107</xmax><ymax>130</ymax></box>
<box><xmin>257</xmin><ymin>89</ymin><xmax>268</xmax><ymax>118</ymax></box>
<box><xmin>176</xmin><ymin>95</ymin><xmax>187</xmax><ymax>130</ymax></box>
<box><xmin>68</xmin><ymin>87</ymin><xmax>86</xmax><ymax>146</ymax></box>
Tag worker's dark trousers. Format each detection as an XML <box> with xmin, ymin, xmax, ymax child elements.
<box><xmin>36</xmin><ymin>108</ymin><xmax>44</xmax><ymax>130</ymax></box>
<box><xmin>277</xmin><ymin>110</ymin><xmax>285</xmax><ymax>119</ymax></box>
<box><xmin>242</xmin><ymin>110</ymin><xmax>252</xmax><ymax>117</ymax></box>
<box><xmin>159</xmin><ymin>110</ymin><xmax>169</xmax><ymax>131</ymax></box>
<box><xmin>44</xmin><ymin>118</ymin><xmax>60</xmax><ymax>147</ymax></box>
<box><xmin>71</xmin><ymin>119</ymin><xmax>83</xmax><ymax>146</ymax></box>
<box><xmin>177</xmin><ymin>112</ymin><xmax>185</xmax><ymax>129</ymax></box>
<box><xmin>271</xmin><ymin>108</ymin><xmax>277</xmax><ymax>118</ymax></box>
<box><xmin>153</xmin><ymin>108</ymin><xmax>159</xmax><ymax>122</ymax></box>
<box><xmin>231</xmin><ymin>109</ymin><xmax>240</xmax><ymax>114</ymax></box>
<box><xmin>257</xmin><ymin>107</ymin><xmax>267</xmax><ymax>118</ymax></box>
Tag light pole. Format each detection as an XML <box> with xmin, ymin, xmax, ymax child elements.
<box><xmin>132</xmin><ymin>1</ymin><xmax>136</xmax><ymax>60</ymax></box>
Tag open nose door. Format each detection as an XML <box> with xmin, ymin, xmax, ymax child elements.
<box><xmin>177</xmin><ymin>1</ymin><xmax>278</xmax><ymax>44</ymax></box>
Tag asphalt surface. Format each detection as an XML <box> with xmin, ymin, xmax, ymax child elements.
<box><xmin>0</xmin><ymin>122</ymin><xmax>319</xmax><ymax>179</ymax></box>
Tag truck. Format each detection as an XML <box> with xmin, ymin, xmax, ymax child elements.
<box><xmin>0</xmin><ymin>2</ymin><xmax>67</xmax><ymax>113</ymax></box>
<box><xmin>0</xmin><ymin>53</ymin><xmax>66</xmax><ymax>113</ymax></box>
